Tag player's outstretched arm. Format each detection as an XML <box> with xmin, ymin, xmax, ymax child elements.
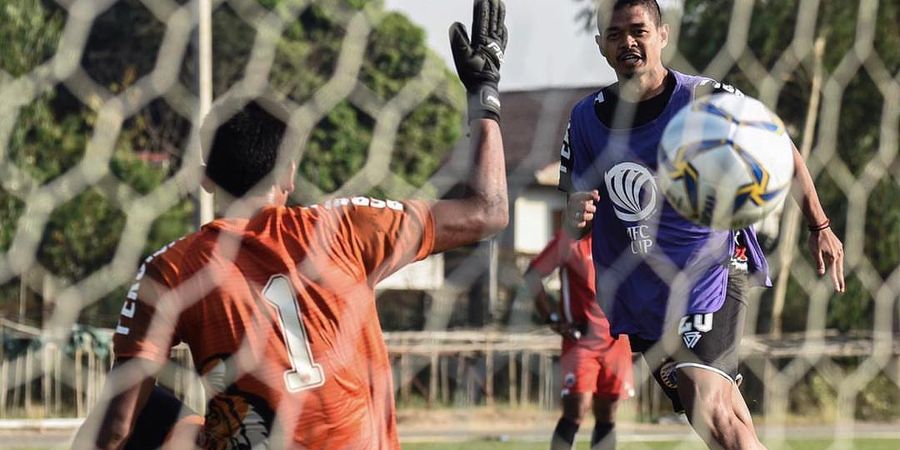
<box><xmin>431</xmin><ymin>0</ymin><xmax>509</xmax><ymax>252</ymax></box>
<box><xmin>790</xmin><ymin>145</ymin><xmax>845</xmax><ymax>292</ymax></box>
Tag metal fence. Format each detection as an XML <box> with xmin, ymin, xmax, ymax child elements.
<box><xmin>2</xmin><ymin>320</ymin><xmax>899</xmax><ymax>422</ymax></box>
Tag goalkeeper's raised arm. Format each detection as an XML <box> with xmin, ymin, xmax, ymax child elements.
<box><xmin>430</xmin><ymin>0</ymin><xmax>510</xmax><ymax>253</ymax></box>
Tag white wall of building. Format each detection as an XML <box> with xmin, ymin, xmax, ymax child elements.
<box><xmin>514</xmin><ymin>188</ymin><xmax>566</xmax><ymax>253</ymax></box>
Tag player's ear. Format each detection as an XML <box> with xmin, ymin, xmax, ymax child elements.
<box><xmin>659</xmin><ymin>23</ymin><xmax>669</xmax><ymax>49</ymax></box>
<box><xmin>278</xmin><ymin>160</ymin><xmax>297</xmax><ymax>195</ymax></box>
<box><xmin>595</xmin><ymin>34</ymin><xmax>606</xmax><ymax>56</ymax></box>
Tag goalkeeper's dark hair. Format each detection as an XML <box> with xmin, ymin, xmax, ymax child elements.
<box><xmin>204</xmin><ymin>102</ymin><xmax>287</xmax><ymax>198</ymax></box>
<box><xmin>597</xmin><ymin>0</ymin><xmax>663</xmax><ymax>30</ymax></box>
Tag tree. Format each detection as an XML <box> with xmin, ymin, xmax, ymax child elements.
<box><xmin>0</xmin><ymin>0</ymin><xmax>464</xmax><ymax>326</ymax></box>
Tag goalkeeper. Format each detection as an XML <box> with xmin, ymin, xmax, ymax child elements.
<box><xmin>73</xmin><ymin>0</ymin><xmax>508</xmax><ymax>448</ymax></box>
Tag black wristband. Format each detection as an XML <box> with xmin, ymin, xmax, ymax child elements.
<box><xmin>467</xmin><ymin>85</ymin><xmax>501</xmax><ymax>122</ymax></box>
<box><xmin>808</xmin><ymin>219</ymin><xmax>831</xmax><ymax>232</ymax></box>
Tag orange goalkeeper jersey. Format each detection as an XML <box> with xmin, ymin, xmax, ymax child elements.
<box><xmin>113</xmin><ymin>198</ymin><xmax>435</xmax><ymax>449</ymax></box>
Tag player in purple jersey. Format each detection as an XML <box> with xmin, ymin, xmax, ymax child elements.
<box><xmin>558</xmin><ymin>1</ymin><xmax>845</xmax><ymax>449</ymax></box>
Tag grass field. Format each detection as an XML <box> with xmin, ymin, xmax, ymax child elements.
<box><xmin>7</xmin><ymin>436</ymin><xmax>900</xmax><ymax>450</ymax></box>
<box><xmin>403</xmin><ymin>439</ymin><xmax>900</xmax><ymax>450</ymax></box>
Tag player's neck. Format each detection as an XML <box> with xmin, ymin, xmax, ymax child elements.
<box><xmin>617</xmin><ymin>67</ymin><xmax>668</xmax><ymax>102</ymax></box>
<box><xmin>214</xmin><ymin>186</ymin><xmax>286</xmax><ymax>219</ymax></box>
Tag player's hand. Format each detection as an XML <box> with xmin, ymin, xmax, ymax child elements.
<box><xmin>550</xmin><ymin>321</ymin><xmax>570</xmax><ymax>336</ymax></box>
<box><xmin>808</xmin><ymin>226</ymin><xmax>845</xmax><ymax>292</ymax></box>
<box><xmin>566</xmin><ymin>190</ymin><xmax>600</xmax><ymax>229</ymax></box>
<box><xmin>449</xmin><ymin>0</ymin><xmax>507</xmax><ymax>122</ymax></box>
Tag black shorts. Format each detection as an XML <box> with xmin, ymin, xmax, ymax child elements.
<box><xmin>125</xmin><ymin>385</ymin><xmax>197</xmax><ymax>450</ymax></box>
<box><xmin>629</xmin><ymin>269</ymin><xmax>749</xmax><ymax>412</ymax></box>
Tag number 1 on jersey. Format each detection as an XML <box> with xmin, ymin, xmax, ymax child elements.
<box><xmin>263</xmin><ymin>275</ymin><xmax>325</xmax><ymax>392</ymax></box>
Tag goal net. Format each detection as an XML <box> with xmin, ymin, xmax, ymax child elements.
<box><xmin>0</xmin><ymin>0</ymin><xmax>897</xmax><ymax>447</ymax></box>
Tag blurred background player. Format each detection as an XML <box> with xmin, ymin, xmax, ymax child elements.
<box><xmin>523</xmin><ymin>230</ymin><xmax>633</xmax><ymax>450</ymax></box>
<box><xmin>559</xmin><ymin>1</ymin><xmax>844</xmax><ymax>449</ymax></box>
<box><xmin>72</xmin><ymin>0</ymin><xmax>508</xmax><ymax>448</ymax></box>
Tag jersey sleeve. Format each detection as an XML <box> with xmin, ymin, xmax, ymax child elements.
<box><xmin>339</xmin><ymin>198</ymin><xmax>435</xmax><ymax>284</ymax></box>
<box><xmin>558</xmin><ymin>105</ymin><xmax>592</xmax><ymax>194</ymax></box>
<box><xmin>527</xmin><ymin>232</ymin><xmax>564</xmax><ymax>278</ymax></box>
<box><xmin>558</xmin><ymin>120</ymin><xmax>575</xmax><ymax>193</ymax></box>
<box><xmin>693</xmin><ymin>78</ymin><xmax>745</xmax><ymax>99</ymax></box>
<box><xmin>113</xmin><ymin>243</ymin><xmax>185</xmax><ymax>363</ymax></box>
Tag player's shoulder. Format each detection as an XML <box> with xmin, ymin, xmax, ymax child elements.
<box><xmin>145</xmin><ymin>233</ymin><xmax>200</xmax><ymax>267</ymax></box>
<box><xmin>571</xmin><ymin>88</ymin><xmax>607</xmax><ymax>117</ymax></box>
<box><xmin>136</xmin><ymin>232</ymin><xmax>207</xmax><ymax>285</ymax></box>
<box><xmin>302</xmin><ymin>197</ymin><xmax>429</xmax><ymax>231</ymax></box>
<box><xmin>677</xmin><ymin>70</ymin><xmax>744</xmax><ymax>99</ymax></box>
<box><xmin>307</xmin><ymin>197</ymin><xmax>412</xmax><ymax>220</ymax></box>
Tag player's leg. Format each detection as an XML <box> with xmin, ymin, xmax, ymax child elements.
<box><xmin>674</xmin><ymin>270</ymin><xmax>765</xmax><ymax>450</ymax></box>
<box><xmin>589</xmin><ymin>335</ymin><xmax>633</xmax><ymax>450</ymax></box>
<box><xmin>124</xmin><ymin>385</ymin><xmax>202</xmax><ymax>450</ymax></box>
<box><xmin>628</xmin><ymin>336</ymin><xmax>684</xmax><ymax>413</ymax></box>
<box><xmin>677</xmin><ymin>367</ymin><xmax>763</xmax><ymax>449</ymax></box>
<box><xmin>730</xmin><ymin>379</ymin><xmax>760</xmax><ymax>441</ymax></box>
<box><xmin>589</xmin><ymin>395</ymin><xmax>618</xmax><ymax>450</ymax></box>
<box><xmin>552</xmin><ymin>342</ymin><xmax>599</xmax><ymax>450</ymax></box>
<box><xmin>552</xmin><ymin>392</ymin><xmax>593</xmax><ymax>450</ymax></box>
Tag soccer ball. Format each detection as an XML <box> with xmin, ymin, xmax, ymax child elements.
<box><xmin>657</xmin><ymin>94</ymin><xmax>795</xmax><ymax>230</ymax></box>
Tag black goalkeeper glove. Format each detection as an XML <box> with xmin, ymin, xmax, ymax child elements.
<box><xmin>449</xmin><ymin>0</ymin><xmax>507</xmax><ymax>123</ymax></box>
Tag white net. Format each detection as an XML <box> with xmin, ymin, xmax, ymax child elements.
<box><xmin>0</xmin><ymin>0</ymin><xmax>898</xmax><ymax>448</ymax></box>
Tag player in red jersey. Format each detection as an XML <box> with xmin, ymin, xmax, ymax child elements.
<box><xmin>73</xmin><ymin>1</ymin><xmax>508</xmax><ymax>448</ymax></box>
<box><xmin>524</xmin><ymin>230</ymin><xmax>633</xmax><ymax>450</ymax></box>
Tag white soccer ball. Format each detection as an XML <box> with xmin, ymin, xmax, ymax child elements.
<box><xmin>658</xmin><ymin>94</ymin><xmax>795</xmax><ymax>230</ymax></box>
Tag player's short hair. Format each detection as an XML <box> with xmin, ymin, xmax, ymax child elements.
<box><xmin>596</xmin><ymin>0</ymin><xmax>663</xmax><ymax>32</ymax></box>
<box><xmin>204</xmin><ymin>101</ymin><xmax>287</xmax><ymax>198</ymax></box>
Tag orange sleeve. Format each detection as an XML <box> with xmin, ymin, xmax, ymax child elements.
<box><xmin>338</xmin><ymin>198</ymin><xmax>435</xmax><ymax>284</ymax></box>
<box><xmin>113</xmin><ymin>242</ymin><xmax>186</xmax><ymax>363</ymax></box>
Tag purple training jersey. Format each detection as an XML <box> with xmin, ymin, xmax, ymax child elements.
<box><xmin>559</xmin><ymin>70</ymin><xmax>771</xmax><ymax>340</ymax></box>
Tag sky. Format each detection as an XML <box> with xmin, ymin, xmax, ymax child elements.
<box><xmin>383</xmin><ymin>0</ymin><xmax>618</xmax><ymax>92</ymax></box>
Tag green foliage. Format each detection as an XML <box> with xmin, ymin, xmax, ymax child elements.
<box><xmin>789</xmin><ymin>370</ymin><xmax>838</xmax><ymax>419</ymax></box>
<box><xmin>8</xmin><ymin>88</ymin><xmax>92</xmax><ymax>184</ymax></box>
<box><xmin>269</xmin><ymin>5</ymin><xmax>346</xmax><ymax>102</ymax></box>
<box><xmin>37</xmin><ymin>189</ymin><xmax>126</xmax><ymax>282</ymax></box>
<box><xmin>361</xmin><ymin>12</ymin><xmax>427</xmax><ymax>100</ymax></box>
<box><xmin>856</xmin><ymin>373</ymin><xmax>900</xmax><ymax>420</ymax></box>
<box><xmin>787</xmin><ymin>363</ymin><xmax>900</xmax><ymax>421</ymax></box>
<box><xmin>0</xmin><ymin>190</ymin><xmax>25</xmax><ymax>252</ymax></box>
<box><xmin>178</xmin><ymin>0</ymin><xmax>461</xmax><ymax>195</ymax></box>
<box><xmin>0</xmin><ymin>0</ymin><xmax>65</xmax><ymax>77</ymax></box>
<box><xmin>81</xmin><ymin>0</ymin><xmax>166</xmax><ymax>93</ymax></box>
<box><xmin>1</xmin><ymin>0</ymin><xmax>462</xmax><ymax>326</ymax></box>
<box><xmin>391</xmin><ymin>95</ymin><xmax>460</xmax><ymax>188</ymax></box>
<box><xmin>302</xmin><ymin>102</ymin><xmax>373</xmax><ymax>192</ymax></box>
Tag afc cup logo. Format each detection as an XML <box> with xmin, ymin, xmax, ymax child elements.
<box><xmin>605</xmin><ymin>162</ymin><xmax>658</xmax><ymax>254</ymax></box>
<box><xmin>604</xmin><ymin>162</ymin><xmax>659</xmax><ymax>222</ymax></box>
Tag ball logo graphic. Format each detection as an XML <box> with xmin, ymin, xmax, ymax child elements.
<box><xmin>604</xmin><ymin>162</ymin><xmax>659</xmax><ymax>222</ymax></box>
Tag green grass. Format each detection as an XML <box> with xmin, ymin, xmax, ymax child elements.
<box><xmin>404</xmin><ymin>439</ymin><xmax>900</xmax><ymax>450</ymax></box>
<box><xmin>9</xmin><ymin>438</ymin><xmax>900</xmax><ymax>450</ymax></box>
